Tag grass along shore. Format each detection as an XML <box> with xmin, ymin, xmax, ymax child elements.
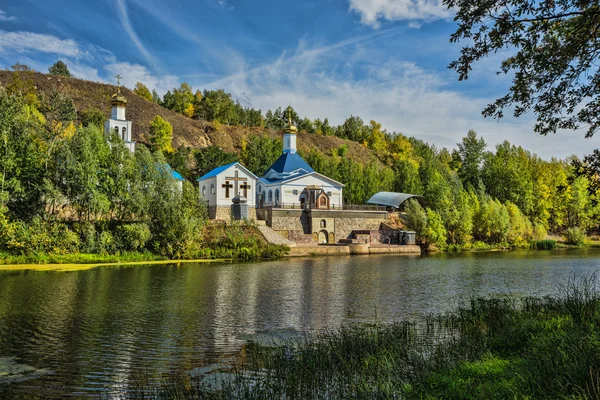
<box><xmin>123</xmin><ymin>275</ymin><xmax>600</xmax><ymax>399</ymax></box>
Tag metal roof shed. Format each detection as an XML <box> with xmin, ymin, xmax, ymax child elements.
<box><xmin>366</xmin><ymin>192</ymin><xmax>427</xmax><ymax>209</ymax></box>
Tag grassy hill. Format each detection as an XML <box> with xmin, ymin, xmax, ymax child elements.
<box><xmin>0</xmin><ymin>70</ymin><xmax>378</xmax><ymax>164</ymax></box>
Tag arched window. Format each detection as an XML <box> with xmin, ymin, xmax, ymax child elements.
<box><xmin>257</xmin><ymin>184</ymin><xmax>262</xmax><ymax>193</ymax></box>
<box><xmin>122</xmin><ymin>127</ymin><xmax>127</xmax><ymax>140</ymax></box>
<box><xmin>275</xmin><ymin>189</ymin><xmax>280</xmax><ymax>204</ymax></box>
<box><xmin>262</xmin><ymin>191</ymin><xmax>266</xmax><ymax>202</ymax></box>
<box><xmin>268</xmin><ymin>190</ymin><xmax>273</xmax><ymax>203</ymax></box>
<box><xmin>113</xmin><ymin>126</ymin><xmax>119</xmax><ymax>136</ymax></box>
<box><xmin>202</xmin><ymin>185</ymin><xmax>206</xmax><ymax>196</ymax></box>
<box><xmin>320</xmin><ymin>219</ymin><xmax>326</xmax><ymax>228</ymax></box>
<box><xmin>210</xmin><ymin>183</ymin><xmax>215</xmax><ymax>195</ymax></box>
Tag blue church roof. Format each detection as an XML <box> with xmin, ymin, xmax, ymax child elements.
<box><xmin>158</xmin><ymin>164</ymin><xmax>185</xmax><ymax>181</ymax></box>
<box><xmin>267</xmin><ymin>152</ymin><xmax>314</xmax><ymax>175</ymax></box>
<box><xmin>196</xmin><ymin>162</ymin><xmax>238</xmax><ymax>181</ymax></box>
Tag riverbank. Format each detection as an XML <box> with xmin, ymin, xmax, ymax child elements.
<box><xmin>129</xmin><ymin>275</ymin><xmax>600</xmax><ymax>399</ymax></box>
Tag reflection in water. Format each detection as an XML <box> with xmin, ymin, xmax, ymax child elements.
<box><xmin>1</xmin><ymin>249</ymin><xmax>600</xmax><ymax>397</ymax></box>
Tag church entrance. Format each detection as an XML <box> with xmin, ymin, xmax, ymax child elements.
<box><xmin>318</xmin><ymin>230</ymin><xmax>329</xmax><ymax>244</ymax></box>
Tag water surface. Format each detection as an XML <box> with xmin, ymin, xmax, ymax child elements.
<box><xmin>1</xmin><ymin>249</ymin><xmax>599</xmax><ymax>397</ymax></box>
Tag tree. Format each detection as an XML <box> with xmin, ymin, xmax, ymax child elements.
<box><xmin>194</xmin><ymin>146</ymin><xmax>238</xmax><ymax>179</ymax></box>
<box><xmin>79</xmin><ymin>108</ymin><xmax>105</xmax><ymax>128</ymax></box>
<box><xmin>11</xmin><ymin>63</ymin><xmax>31</xmax><ymax>72</ymax></box>
<box><xmin>457</xmin><ymin>130</ymin><xmax>486</xmax><ymax>189</ymax></box>
<box><xmin>445</xmin><ymin>0</ymin><xmax>600</xmax><ymax>137</ymax></box>
<box><xmin>133</xmin><ymin>82</ymin><xmax>152</xmax><ymax>101</ymax></box>
<box><xmin>48</xmin><ymin>60</ymin><xmax>71</xmax><ymax>77</ymax></box>
<box><xmin>163</xmin><ymin>83</ymin><xmax>194</xmax><ymax>116</ymax></box>
<box><xmin>148</xmin><ymin>115</ymin><xmax>173</xmax><ymax>153</ymax></box>
<box><xmin>151</xmin><ymin>89</ymin><xmax>162</xmax><ymax>105</ymax></box>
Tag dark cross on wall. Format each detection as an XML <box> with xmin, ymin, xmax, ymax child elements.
<box><xmin>225</xmin><ymin>170</ymin><xmax>247</xmax><ymax>197</ymax></box>
<box><xmin>240</xmin><ymin>182</ymin><xmax>251</xmax><ymax>198</ymax></box>
<box><xmin>222</xmin><ymin>181</ymin><xmax>233</xmax><ymax>198</ymax></box>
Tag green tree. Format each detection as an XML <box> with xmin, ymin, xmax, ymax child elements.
<box><xmin>11</xmin><ymin>63</ymin><xmax>31</xmax><ymax>72</ymax></box>
<box><xmin>457</xmin><ymin>130</ymin><xmax>486</xmax><ymax>189</ymax></box>
<box><xmin>48</xmin><ymin>60</ymin><xmax>71</xmax><ymax>77</ymax></box>
<box><xmin>163</xmin><ymin>83</ymin><xmax>194</xmax><ymax>116</ymax></box>
<box><xmin>133</xmin><ymin>82</ymin><xmax>152</xmax><ymax>101</ymax></box>
<box><xmin>148</xmin><ymin>115</ymin><xmax>173</xmax><ymax>153</ymax></box>
<box><xmin>194</xmin><ymin>146</ymin><xmax>238</xmax><ymax>179</ymax></box>
<box><xmin>445</xmin><ymin>0</ymin><xmax>600</xmax><ymax>137</ymax></box>
<box><xmin>79</xmin><ymin>108</ymin><xmax>105</xmax><ymax>128</ymax></box>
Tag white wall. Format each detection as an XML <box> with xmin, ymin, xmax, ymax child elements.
<box><xmin>200</xmin><ymin>165</ymin><xmax>256</xmax><ymax>207</ymax></box>
<box><xmin>260</xmin><ymin>174</ymin><xmax>344</xmax><ymax>207</ymax></box>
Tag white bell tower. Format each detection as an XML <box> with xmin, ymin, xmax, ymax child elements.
<box><xmin>104</xmin><ymin>74</ymin><xmax>135</xmax><ymax>153</ymax></box>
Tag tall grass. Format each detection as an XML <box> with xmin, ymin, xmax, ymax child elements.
<box><xmin>123</xmin><ymin>274</ymin><xmax>600</xmax><ymax>399</ymax></box>
<box><xmin>530</xmin><ymin>239</ymin><xmax>557</xmax><ymax>250</ymax></box>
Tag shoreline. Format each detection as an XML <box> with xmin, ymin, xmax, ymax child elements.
<box><xmin>0</xmin><ymin>258</ymin><xmax>231</xmax><ymax>272</ymax></box>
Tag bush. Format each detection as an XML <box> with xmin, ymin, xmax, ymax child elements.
<box><xmin>4</xmin><ymin>218</ymin><xmax>80</xmax><ymax>254</ymax></box>
<box><xmin>115</xmin><ymin>223</ymin><xmax>152</xmax><ymax>251</ymax></box>
<box><xmin>97</xmin><ymin>231</ymin><xmax>117</xmax><ymax>255</ymax></box>
<box><xmin>530</xmin><ymin>239</ymin><xmax>557</xmax><ymax>250</ymax></box>
<box><xmin>565</xmin><ymin>227</ymin><xmax>586</xmax><ymax>245</ymax></box>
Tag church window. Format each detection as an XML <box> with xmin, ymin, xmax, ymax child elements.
<box><xmin>275</xmin><ymin>189</ymin><xmax>280</xmax><ymax>204</ymax></box>
<box><xmin>262</xmin><ymin>191</ymin><xmax>266</xmax><ymax>201</ymax></box>
<box><xmin>122</xmin><ymin>127</ymin><xmax>127</xmax><ymax>140</ymax></box>
<box><xmin>327</xmin><ymin>191</ymin><xmax>332</xmax><ymax>196</ymax></box>
<box><xmin>210</xmin><ymin>184</ymin><xmax>215</xmax><ymax>195</ymax></box>
<box><xmin>258</xmin><ymin>185</ymin><xmax>262</xmax><ymax>192</ymax></box>
<box><xmin>268</xmin><ymin>190</ymin><xmax>273</xmax><ymax>202</ymax></box>
<box><xmin>202</xmin><ymin>186</ymin><xmax>206</xmax><ymax>196</ymax></box>
<box><xmin>293</xmin><ymin>190</ymin><xmax>298</xmax><ymax>195</ymax></box>
<box><xmin>114</xmin><ymin>126</ymin><xmax>119</xmax><ymax>136</ymax></box>
<box><xmin>320</xmin><ymin>219</ymin><xmax>326</xmax><ymax>228</ymax></box>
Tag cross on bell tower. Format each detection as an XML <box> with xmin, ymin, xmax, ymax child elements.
<box><xmin>115</xmin><ymin>74</ymin><xmax>122</xmax><ymax>94</ymax></box>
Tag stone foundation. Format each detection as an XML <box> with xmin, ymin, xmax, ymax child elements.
<box><xmin>209</xmin><ymin>206</ymin><xmax>257</xmax><ymax>221</ymax></box>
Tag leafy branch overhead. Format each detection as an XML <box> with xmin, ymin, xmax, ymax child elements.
<box><xmin>445</xmin><ymin>0</ymin><xmax>600</xmax><ymax>137</ymax></box>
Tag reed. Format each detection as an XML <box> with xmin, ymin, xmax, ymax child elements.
<box><xmin>124</xmin><ymin>274</ymin><xmax>600</xmax><ymax>399</ymax></box>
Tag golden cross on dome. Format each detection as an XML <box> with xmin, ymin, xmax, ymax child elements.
<box><xmin>115</xmin><ymin>74</ymin><xmax>122</xmax><ymax>93</ymax></box>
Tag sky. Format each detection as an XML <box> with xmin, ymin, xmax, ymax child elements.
<box><xmin>0</xmin><ymin>0</ymin><xmax>596</xmax><ymax>159</ymax></box>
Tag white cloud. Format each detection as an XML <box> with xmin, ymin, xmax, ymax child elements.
<box><xmin>348</xmin><ymin>0</ymin><xmax>452</xmax><ymax>28</ymax></box>
<box><xmin>0</xmin><ymin>9</ymin><xmax>16</xmax><ymax>22</ymax></box>
<box><xmin>196</xmin><ymin>37</ymin><xmax>594</xmax><ymax>159</ymax></box>
<box><xmin>408</xmin><ymin>21</ymin><xmax>421</xmax><ymax>29</ymax></box>
<box><xmin>104</xmin><ymin>62</ymin><xmax>179</xmax><ymax>95</ymax></box>
<box><xmin>115</xmin><ymin>0</ymin><xmax>159</xmax><ymax>69</ymax></box>
<box><xmin>0</xmin><ymin>31</ymin><xmax>81</xmax><ymax>57</ymax></box>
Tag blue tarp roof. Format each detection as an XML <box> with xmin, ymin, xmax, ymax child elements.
<box><xmin>196</xmin><ymin>162</ymin><xmax>238</xmax><ymax>181</ymax></box>
<box><xmin>267</xmin><ymin>152</ymin><xmax>314</xmax><ymax>175</ymax></box>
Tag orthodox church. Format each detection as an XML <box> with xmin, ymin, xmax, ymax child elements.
<box><xmin>197</xmin><ymin>117</ymin><xmax>344</xmax><ymax>220</ymax></box>
<box><xmin>105</xmin><ymin>75</ymin><xmax>185</xmax><ymax>189</ymax></box>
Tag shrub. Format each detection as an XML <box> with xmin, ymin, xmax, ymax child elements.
<box><xmin>565</xmin><ymin>227</ymin><xmax>586</xmax><ymax>245</ymax></box>
<box><xmin>115</xmin><ymin>223</ymin><xmax>152</xmax><ymax>251</ymax></box>
<box><xmin>530</xmin><ymin>239</ymin><xmax>557</xmax><ymax>250</ymax></box>
<box><xmin>97</xmin><ymin>231</ymin><xmax>117</xmax><ymax>255</ymax></box>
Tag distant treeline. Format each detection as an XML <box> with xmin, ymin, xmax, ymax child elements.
<box><xmin>3</xmin><ymin>65</ymin><xmax>600</xmax><ymax>254</ymax></box>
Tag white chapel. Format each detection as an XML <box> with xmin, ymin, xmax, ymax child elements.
<box><xmin>104</xmin><ymin>75</ymin><xmax>136</xmax><ymax>153</ymax></box>
<box><xmin>197</xmin><ymin>117</ymin><xmax>344</xmax><ymax>220</ymax></box>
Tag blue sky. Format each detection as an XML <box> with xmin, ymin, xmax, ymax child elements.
<box><xmin>0</xmin><ymin>0</ymin><xmax>594</xmax><ymax>158</ymax></box>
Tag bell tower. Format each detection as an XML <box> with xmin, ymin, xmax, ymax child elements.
<box><xmin>104</xmin><ymin>74</ymin><xmax>135</xmax><ymax>153</ymax></box>
<box><xmin>282</xmin><ymin>111</ymin><xmax>297</xmax><ymax>154</ymax></box>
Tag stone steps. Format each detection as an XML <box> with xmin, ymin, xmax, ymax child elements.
<box><xmin>257</xmin><ymin>225</ymin><xmax>296</xmax><ymax>247</ymax></box>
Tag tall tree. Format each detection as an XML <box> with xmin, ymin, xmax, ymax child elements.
<box><xmin>148</xmin><ymin>115</ymin><xmax>173</xmax><ymax>153</ymax></box>
<box><xmin>457</xmin><ymin>130</ymin><xmax>486</xmax><ymax>189</ymax></box>
<box><xmin>445</xmin><ymin>0</ymin><xmax>600</xmax><ymax>137</ymax></box>
<box><xmin>48</xmin><ymin>60</ymin><xmax>71</xmax><ymax>77</ymax></box>
<box><xmin>133</xmin><ymin>82</ymin><xmax>152</xmax><ymax>101</ymax></box>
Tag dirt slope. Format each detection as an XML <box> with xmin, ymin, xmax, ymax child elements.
<box><xmin>0</xmin><ymin>70</ymin><xmax>379</xmax><ymax>164</ymax></box>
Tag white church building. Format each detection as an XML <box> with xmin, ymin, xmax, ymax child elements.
<box><xmin>197</xmin><ymin>117</ymin><xmax>344</xmax><ymax>220</ymax></box>
<box><xmin>104</xmin><ymin>76</ymin><xmax>185</xmax><ymax>189</ymax></box>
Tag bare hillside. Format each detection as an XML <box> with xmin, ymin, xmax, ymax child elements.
<box><xmin>0</xmin><ymin>70</ymin><xmax>380</xmax><ymax>164</ymax></box>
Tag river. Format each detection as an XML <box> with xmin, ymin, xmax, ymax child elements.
<box><xmin>1</xmin><ymin>249</ymin><xmax>600</xmax><ymax>397</ymax></box>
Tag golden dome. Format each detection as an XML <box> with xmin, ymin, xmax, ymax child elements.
<box><xmin>283</xmin><ymin>115</ymin><xmax>297</xmax><ymax>134</ymax></box>
<box><xmin>111</xmin><ymin>92</ymin><xmax>127</xmax><ymax>107</ymax></box>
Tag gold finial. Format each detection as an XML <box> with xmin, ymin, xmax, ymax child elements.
<box><xmin>111</xmin><ymin>74</ymin><xmax>127</xmax><ymax>106</ymax></box>
<box><xmin>284</xmin><ymin>106</ymin><xmax>297</xmax><ymax>134</ymax></box>
<box><xmin>115</xmin><ymin>74</ymin><xmax>122</xmax><ymax>94</ymax></box>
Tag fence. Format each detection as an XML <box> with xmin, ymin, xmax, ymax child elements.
<box><xmin>258</xmin><ymin>202</ymin><xmax>386</xmax><ymax>211</ymax></box>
